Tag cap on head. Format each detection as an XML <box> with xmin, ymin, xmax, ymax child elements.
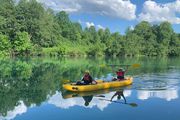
<box><xmin>85</xmin><ymin>70</ymin><xmax>90</xmax><ymax>74</ymax></box>
<box><xmin>119</xmin><ymin>68</ymin><xmax>123</xmax><ymax>71</ymax></box>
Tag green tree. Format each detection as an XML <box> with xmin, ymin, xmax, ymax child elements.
<box><xmin>156</xmin><ymin>22</ymin><xmax>174</xmax><ymax>56</ymax></box>
<box><xmin>0</xmin><ymin>34</ymin><xmax>11</xmax><ymax>56</ymax></box>
<box><xmin>134</xmin><ymin>21</ymin><xmax>157</xmax><ymax>56</ymax></box>
<box><xmin>38</xmin><ymin>9</ymin><xmax>59</xmax><ymax>47</ymax></box>
<box><xmin>124</xmin><ymin>32</ymin><xmax>141</xmax><ymax>56</ymax></box>
<box><xmin>0</xmin><ymin>0</ymin><xmax>17</xmax><ymax>39</ymax></box>
<box><xmin>105</xmin><ymin>32</ymin><xmax>124</xmax><ymax>56</ymax></box>
<box><xmin>16</xmin><ymin>0</ymin><xmax>45</xmax><ymax>45</ymax></box>
<box><xmin>168</xmin><ymin>33</ymin><xmax>180</xmax><ymax>56</ymax></box>
<box><xmin>12</xmin><ymin>32</ymin><xmax>32</xmax><ymax>55</ymax></box>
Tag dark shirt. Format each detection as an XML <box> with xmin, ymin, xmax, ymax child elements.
<box><xmin>82</xmin><ymin>75</ymin><xmax>93</xmax><ymax>84</ymax></box>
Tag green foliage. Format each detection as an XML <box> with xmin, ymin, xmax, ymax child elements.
<box><xmin>87</xmin><ymin>44</ymin><xmax>105</xmax><ymax>56</ymax></box>
<box><xmin>16</xmin><ymin>0</ymin><xmax>44</xmax><ymax>43</ymax></box>
<box><xmin>42</xmin><ymin>47</ymin><xmax>66</xmax><ymax>56</ymax></box>
<box><xmin>0</xmin><ymin>0</ymin><xmax>179</xmax><ymax>57</ymax></box>
<box><xmin>0</xmin><ymin>34</ymin><xmax>11</xmax><ymax>56</ymax></box>
<box><xmin>124</xmin><ymin>33</ymin><xmax>141</xmax><ymax>56</ymax></box>
<box><xmin>105</xmin><ymin>32</ymin><xmax>124</xmax><ymax>56</ymax></box>
<box><xmin>12</xmin><ymin>32</ymin><xmax>32</xmax><ymax>55</ymax></box>
<box><xmin>0</xmin><ymin>0</ymin><xmax>17</xmax><ymax>39</ymax></box>
<box><xmin>168</xmin><ymin>33</ymin><xmax>180</xmax><ymax>56</ymax></box>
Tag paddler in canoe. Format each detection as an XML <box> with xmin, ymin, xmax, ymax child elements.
<box><xmin>113</xmin><ymin>66</ymin><xmax>129</xmax><ymax>81</ymax></box>
<box><xmin>76</xmin><ymin>70</ymin><xmax>97</xmax><ymax>85</ymax></box>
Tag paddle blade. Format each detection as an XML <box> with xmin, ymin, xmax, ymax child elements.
<box><xmin>62</xmin><ymin>80</ymin><xmax>70</xmax><ymax>84</ymax></box>
<box><xmin>128</xmin><ymin>103</ymin><xmax>138</xmax><ymax>107</ymax></box>
<box><xmin>99</xmin><ymin>64</ymin><xmax>106</xmax><ymax>68</ymax></box>
<box><xmin>132</xmin><ymin>64</ymin><xmax>140</xmax><ymax>68</ymax></box>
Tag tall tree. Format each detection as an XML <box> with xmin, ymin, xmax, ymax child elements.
<box><xmin>168</xmin><ymin>33</ymin><xmax>180</xmax><ymax>56</ymax></box>
<box><xmin>0</xmin><ymin>0</ymin><xmax>17</xmax><ymax>39</ymax></box>
<box><xmin>156</xmin><ymin>22</ymin><xmax>174</xmax><ymax>55</ymax></box>
<box><xmin>134</xmin><ymin>21</ymin><xmax>157</xmax><ymax>56</ymax></box>
<box><xmin>16</xmin><ymin>0</ymin><xmax>45</xmax><ymax>45</ymax></box>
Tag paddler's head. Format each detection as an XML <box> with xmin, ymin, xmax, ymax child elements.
<box><xmin>119</xmin><ymin>68</ymin><xmax>123</xmax><ymax>71</ymax></box>
<box><xmin>85</xmin><ymin>70</ymin><xmax>90</xmax><ymax>75</ymax></box>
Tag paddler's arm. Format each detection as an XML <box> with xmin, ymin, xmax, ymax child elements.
<box><xmin>124</xmin><ymin>65</ymin><xmax>129</xmax><ymax>73</ymax></box>
<box><xmin>81</xmin><ymin>77</ymin><xmax>85</xmax><ymax>81</ymax></box>
<box><xmin>111</xmin><ymin>92</ymin><xmax>118</xmax><ymax>101</ymax></box>
<box><xmin>89</xmin><ymin>75</ymin><xmax>97</xmax><ymax>84</ymax></box>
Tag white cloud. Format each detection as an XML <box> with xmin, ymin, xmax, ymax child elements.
<box><xmin>85</xmin><ymin>21</ymin><xmax>105</xmax><ymax>30</ymax></box>
<box><xmin>86</xmin><ymin>22</ymin><xmax>95</xmax><ymax>28</ymax></box>
<box><xmin>77</xmin><ymin>19</ymin><xmax>106</xmax><ymax>30</ymax></box>
<box><xmin>138</xmin><ymin>0</ymin><xmax>180</xmax><ymax>24</ymax></box>
<box><xmin>37</xmin><ymin>0</ymin><xmax>81</xmax><ymax>12</ymax></box>
<box><xmin>37</xmin><ymin>0</ymin><xmax>136</xmax><ymax>20</ymax></box>
<box><xmin>97</xmin><ymin>25</ymin><xmax>105</xmax><ymax>30</ymax></box>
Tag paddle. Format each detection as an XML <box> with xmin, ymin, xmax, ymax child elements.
<box><xmin>100</xmin><ymin>63</ymin><xmax>140</xmax><ymax>69</ymax></box>
<box><xmin>62</xmin><ymin>80</ymin><xmax>70</xmax><ymax>84</ymax></box>
<box><xmin>99</xmin><ymin>98</ymin><xmax>138</xmax><ymax>107</ymax></box>
<box><xmin>130</xmin><ymin>63</ymin><xmax>141</xmax><ymax>69</ymax></box>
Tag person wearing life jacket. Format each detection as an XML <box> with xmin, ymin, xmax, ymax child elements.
<box><xmin>82</xmin><ymin>70</ymin><xmax>94</xmax><ymax>84</ymax></box>
<box><xmin>76</xmin><ymin>70</ymin><xmax>97</xmax><ymax>85</ymax></box>
<box><xmin>116</xmin><ymin>67</ymin><xmax>128</xmax><ymax>80</ymax></box>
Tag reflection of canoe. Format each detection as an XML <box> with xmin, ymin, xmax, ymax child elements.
<box><xmin>63</xmin><ymin>77</ymin><xmax>133</xmax><ymax>92</ymax></box>
<box><xmin>62</xmin><ymin>87</ymin><xmax>125</xmax><ymax>99</ymax></box>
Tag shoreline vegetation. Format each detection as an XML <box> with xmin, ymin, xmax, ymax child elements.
<box><xmin>0</xmin><ymin>0</ymin><xmax>179</xmax><ymax>57</ymax></box>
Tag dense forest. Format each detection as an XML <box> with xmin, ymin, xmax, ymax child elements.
<box><xmin>0</xmin><ymin>0</ymin><xmax>179</xmax><ymax>57</ymax></box>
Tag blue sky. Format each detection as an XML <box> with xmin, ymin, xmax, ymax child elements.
<box><xmin>37</xmin><ymin>0</ymin><xmax>180</xmax><ymax>34</ymax></box>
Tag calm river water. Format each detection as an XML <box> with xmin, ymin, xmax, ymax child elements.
<box><xmin>0</xmin><ymin>57</ymin><xmax>179</xmax><ymax>120</ymax></box>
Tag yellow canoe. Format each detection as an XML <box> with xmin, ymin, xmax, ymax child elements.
<box><xmin>63</xmin><ymin>77</ymin><xmax>133</xmax><ymax>92</ymax></box>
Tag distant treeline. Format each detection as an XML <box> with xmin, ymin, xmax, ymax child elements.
<box><xmin>0</xmin><ymin>0</ymin><xmax>179</xmax><ymax>57</ymax></box>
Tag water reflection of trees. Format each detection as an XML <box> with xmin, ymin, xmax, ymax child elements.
<box><xmin>0</xmin><ymin>57</ymin><xmax>179</xmax><ymax>116</ymax></box>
